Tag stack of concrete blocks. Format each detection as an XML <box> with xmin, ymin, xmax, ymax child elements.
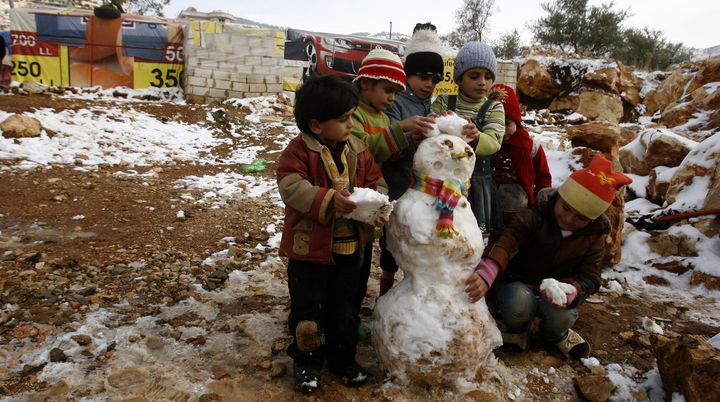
<box><xmin>497</xmin><ymin>61</ymin><xmax>519</xmax><ymax>90</ymax></box>
<box><xmin>183</xmin><ymin>21</ymin><xmax>286</xmax><ymax>103</ymax></box>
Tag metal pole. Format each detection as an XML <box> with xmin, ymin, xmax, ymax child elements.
<box><xmin>389</xmin><ymin>22</ymin><xmax>392</xmax><ymax>40</ymax></box>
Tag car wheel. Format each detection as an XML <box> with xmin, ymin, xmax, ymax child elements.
<box><xmin>305</xmin><ymin>40</ymin><xmax>318</xmax><ymax>75</ymax></box>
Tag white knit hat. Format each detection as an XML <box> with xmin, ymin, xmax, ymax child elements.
<box><xmin>403</xmin><ymin>28</ymin><xmax>445</xmax><ymax>76</ymax></box>
<box><xmin>353</xmin><ymin>48</ymin><xmax>406</xmax><ymax>90</ymax></box>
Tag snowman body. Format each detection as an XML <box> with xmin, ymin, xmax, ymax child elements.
<box><xmin>372</xmin><ymin>134</ymin><xmax>501</xmax><ymax>387</ymax></box>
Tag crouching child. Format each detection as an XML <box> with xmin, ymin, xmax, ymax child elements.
<box><xmin>464</xmin><ymin>155</ymin><xmax>631</xmax><ymax>359</ymax></box>
<box><xmin>277</xmin><ymin>74</ymin><xmax>388</xmax><ymax>393</ymax></box>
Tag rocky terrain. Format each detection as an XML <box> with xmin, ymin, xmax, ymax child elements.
<box><xmin>0</xmin><ymin>55</ymin><xmax>719</xmax><ymax>401</ymax></box>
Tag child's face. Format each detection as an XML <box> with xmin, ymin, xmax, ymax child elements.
<box><xmin>360</xmin><ymin>79</ymin><xmax>404</xmax><ymax>111</ymax></box>
<box><xmin>457</xmin><ymin>67</ymin><xmax>494</xmax><ymax>100</ymax></box>
<box><xmin>554</xmin><ymin>196</ymin><xmax>592</xmax><ymax>231</ymax></box>
<box><xmin>503</xmin><ymin>120</ymin><xmax>517</xmax><ymax>142</ymax></box>
<box><xmin>406</xmin><ymin>73</ymin><xmax>440</xmax><ymax>100</ymax></box>
<box><xmin>309</xmin><ymin>107</ymin><xmax>356</xmax><ymax>145</ymax></box>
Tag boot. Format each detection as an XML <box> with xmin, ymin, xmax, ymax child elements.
<box><xmin>328</xmin><ymin>360</ymin><xmax>369</xmax><ymax>387</ymax></box>
<box><xmin>501</xmin><ymin>331</ymin><xmax>528</xmax><ymax>352</ymax></box>
<box><xmin>293</xmin><ymin>361</ymin><xmax>321</xmax><ymax>393</ymax></box>
<box><xmin>555</xmin><ymin>329</ymin><xmax>590</xmax><ymax>359</ymax></box>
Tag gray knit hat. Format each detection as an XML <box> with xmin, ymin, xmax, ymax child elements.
<box><xmin>453</xmin><ymin>42</ymin><xmax>497</xmax><ymax>82</ymax></box>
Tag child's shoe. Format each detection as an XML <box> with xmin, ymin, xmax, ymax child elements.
<box><xmin>293</xmin><ymin>362</ymin><xmax>321</xmax><ymax>393</ymax></box>
<box><xmin>500</xmin><ymin>331</ymin><xmax>528</xmax><ymax>353</ymax></box>
<box><xmin>329</xmin><ymin>361</ymin><xmax>369</xmax><ymax>387</ymax></box>
<box><xmin>555</xmin><ymin>329</ymin><xmax>590</xmax><ymax>359</ymax></box>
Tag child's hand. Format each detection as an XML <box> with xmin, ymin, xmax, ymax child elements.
<box><xmin>333</xmin><ymin>190</ymin><xmax>356</xmax><ymax>215</ymax></box>
<box><xmin>399</xmin><ymin>115</ymin><xmax>435</xmax><ymax>135</ymax></box>
<box><xmin>540</xmin><ymin>288</ymin><xmax>567</xmax><ymax>308</ymax></box>
<box><xmin>411</xmin><ymin>131</ymin><xmax>426</xmax><ymax>147</ymax></box>
<box><xmin>461</xmin><ymin>119</ymin><xmax>480</xmax><ymax>141</ymax></box>
<box><xmin>464</xmin><ymin>271</ymin><xmax>489</xmax><ymax>303</ymax></box>
<box><xmin>373</xmin><ymin>216</ymin><xmax>388</xmax><ymax>228</ymax></box>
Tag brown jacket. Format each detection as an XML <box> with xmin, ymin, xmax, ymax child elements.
<box><xmin>485</xmin><ymin>191</ymin><xmax>609</xmax><ymax>305</ymax></box>
<box><xmin>277</xmin><ymin>133</ymin><xmax>387</xmax><ymax>264</ymax></box>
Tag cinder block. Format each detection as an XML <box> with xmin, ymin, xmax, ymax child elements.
<box><xmin>208</xmin><ymin>88</ymin><xmax>228</xmax><ymax>98</ymax></box>
<box><xmin>229</xmin><ymin>36</ymin><xmax>249</xmax><ymax>46</ymax></box>
<box><xmin>261</xmin><ymin>56</ymin><xmax>282</xmax><ymax>66</ymax></box>
<box><xmin>215</xmin><ymin>79</ymin><xmax>232</xmax><ymax>90</ymax></box>
<box><xmin>249</xmin><ymin>83</ymin><xmax>267</xmax><ymax>92</ymax></box>
<box><xmin>212</xmin><ymin>70</ymin><xmax>231</xmax><ymax>80</ymax></box>
<box><xmin>235</xmin><ymin>65</ymin><xmax>253</xmax><ymax>74</ymax></box>
<box><xmin>231</xmin><ymin>45</ymin><xmax>251</xmax><ymax>56</ymax></box>
<box><xmin>187</xmin><ymin>76</ymin><xmax>207</xmax><ymax>87</ymax></box>
<box><xmin>195</xmin><ymin>68</ymin><xmax>213</xmax><ymax>78</ymax></box>
<box><xmin>199</xmin><ymin>60</ymin><xmax>218</xmax><ymax>69</ymax></box>
<box><xmin>244</xmin><ymin>56</ymin><xmax>262</xmax><ymax>65</ymax></box>
<box><xmin>230</xmin><ymin>74</ymin><xmax>248</xmax><ymax>83</ymax></box>
<box><xmin>247</xmin><ymin>74</ymin><xmax>265</xmax><ymax>84</ymax></box>
<box><xmin>266</xmin><ymin>83</ymin><xmax>283</xmax><ymax>93</ymax></box>
<box><xmin>188</xmin><ymin>85</ymin><xmax>210</xmax><ymax>96</ymax></box>
<box><xmin>232</xmin><ymin>82</ymin><xmax>249</xmax><ymax>91</ymax></box>
<box><xmin>264</xmin><ymin>74</ymin><xmax>282</xmax><ymax>84</ymax></box>
<box><xmin>244</xmin><ymin>92</ymin><xmax>261</xmax><ymax>98</ymax></box>
<box><xmin>248</xmin><ymin>37</ymin><xmax>263</xmax><ymax>47</ymax></box>
<box><xmin>227</xmin><ymin>90</ymin><xmax>244</xmax><ymax>99</ymax></box>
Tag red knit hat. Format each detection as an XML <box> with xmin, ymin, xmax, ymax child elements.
<box><xmin>558</xmin><ymin>155</ymin><xmax>632</xmax><ymax>220</ymax></box>
<box><xmin>490</xmin><ymin>84</ymin><xmax>522</xmax><ymax>127</ymax></box>
<box><xmin>354</xmin><ymin>49</ymin><xmax>406</xmax><ymax>90</ymax></box>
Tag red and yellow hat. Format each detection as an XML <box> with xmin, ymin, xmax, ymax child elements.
<box><xmin>354</xmin><ymin>49</ymin><xmax>406</xmax><ymax>90</ymax></box>
<box><xmin>558</xmin><ymin>155</ymin><xmax>632</xmax><ymax>220</ymax></box>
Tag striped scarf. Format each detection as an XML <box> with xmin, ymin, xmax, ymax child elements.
<box><xmin>411</xmin><ymin>170</ymin><xmax>469</xmax><ymax>238</ymax></box>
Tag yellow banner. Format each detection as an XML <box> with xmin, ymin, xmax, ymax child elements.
<box><xmin>433</xmin><ymin>56</ymin><xmax>458</xmax><ymax>96</ymax></box>
<box><xmin>133</xmin><ymin>62</ymin><xmax>184</xmax><ymax>89</ymax></box>
<box><xmin>10</xmin><ymin>54</ymin><xmax>65</xmax><ymax>86</ymax></box>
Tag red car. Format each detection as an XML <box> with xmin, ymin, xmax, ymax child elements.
<box><xmin>285</xmin><ymin>29</ymin><xmax>405</xmax><ymax>79</ymax></box>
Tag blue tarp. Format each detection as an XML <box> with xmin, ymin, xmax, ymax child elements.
<box><xmin>122</xmin><ymin>22</ymin><xmax>167</xmax><ymax>60</ymax></box>
<box><xmin>35</xmin><ymin>15</ymin><xmax>87</xmax><ymax>46</ymax></box>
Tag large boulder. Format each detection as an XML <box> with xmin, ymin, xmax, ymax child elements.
<box><xmin>653</xmin><ymin>335</ymin><xmax>720</xmax><ymax>402</ymax></box>
<box><xmin>0</xmin><ymin>114</ymin><xmax>43</xmax><ymax>138</ymax></box>
<box><xmin>644</xmin><ymin>65</ymin><xmax>695</xmax><ymax>115</ymax></box>
<box><xmin>619</xmin><ymin>128</ymin><xmax>697</xmax><ymax>175</ymax></box>
<box><xmin>658</xmin><ymin>101</ymin><xmax>697</xmax><ymax>128</ymax></box>
<box><xmin>548</xmin><ymin>93</ymin><xmax>580</xmax><ymax>112</ymax></box>
<box><xmin>617</xmin><ymin>61</ymin><xmax>643</xmax><ymax>106</ymax></box>
<box><xmin>566</xmin><ymin>121</ymin><xmax>634</xmax><ymax>159</ymax></box>
<box><xmin>582</xmin><ymin>67</ymin><xmax>619</xmax><ymax>93</ymax></box>
<box><xmin>517</xmin><ymin>59</ymin><xmax>563</xmax><ymax>100</ymax></box>
<box><xmin>576</xmin><ymin>90</ymin><xmax>624</xmax><ymax>124</ymax></box>
<box><xmin>665</xmin><ymin>134</ymin><xmax>720</xmax><ymax>209</ymax></box>
<box><xmin>686</xmin><ymin>55</ymin><xmax>720</xmax><ymax>94</ymax></box>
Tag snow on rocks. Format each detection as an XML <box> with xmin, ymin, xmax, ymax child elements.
<box><xmin>373</xmin><ymin>134</ymin><xmax>501</xmax><ymax>389</ymax></box>
<box><xmin>540</xmin><ymin>278</ymin><xmax>577</xmax><ymax>305</ymax></box>
<box><xmin>341</xmin><ymin>187</ymin><xmax>392</xmax><ymax>225</ymax></box>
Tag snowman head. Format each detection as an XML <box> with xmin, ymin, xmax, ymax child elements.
<box><xmin>414</xmin><ymin>134</ymin><xmax>475</xmax><ymax>181</ymax></box>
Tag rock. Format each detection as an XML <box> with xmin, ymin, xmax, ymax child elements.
<box><xmin>576</xmin><ymin>90</ymin><xmax>624</xmax><ymax>124</ymax></box>
<box><xmin>653</xmin><ymin>334</ymin><xmax>720</xmax><ymax>402</ymax></box>
<box><xmin>646</xmin><ymin>166</ymin><xmax>676</xmax><ymax>205</ymax></box>
<box><xmin>617</xmin><ymin>61</ymin><xmax>643</xmax><ymax>106</ymax></box>
<box><xmin>107</xmin><ymin>367</ymin><xmax>148</xmax><ymax>389</ymax></box>
<box><xmin>72</xmin><ymin>334</ymin><xmax>93</xmax><ymax>346</ymax></box>
<box><xmin>268</xmin><ymin>360</ymin><xmax>286</xmax><ymax>378</ymax></box>
<box><xmin>659</xmin><ymin>101</ymin><xmax>696</xmax><ymax>128</ymax></box>
<box><xmin>686</xmin><ymin>55</ymin><xmax>720</xmax><ymax>94</ymax></box>
<box><xmin>690</xmin><ymin>271</ymin><xmax>720</xmax><ymax>291</ymax></box>
<box><xmin>0</xmin><ymin>114</ymin><xmax>43</xmax><ymax>138</ymax></box>
<box><xmin>199</xmin><ymin>394</ymin><xmax>221</xmax><ymax>402</ymax></box>
<box><xmin>21</xmin><ymin>81</ymin><xmax>48</xmax><ymax>94</ymax></box>
<box><xmin>517</xmin><ymin>59</ymin><xmax>563</xmax><ymax>100</ymax></box>
<box><xmin>652</xmin><ymin>260</ymin><xmax>693</xmax><ymax>275</ymax></box>
<box><xmin>582</xmin><ymin>67</ymin><xmax>619</xmax><ymax>93</ymax></box>
<box><xmin>645</xmin><ymin>65</ymin><xmax>694</xmax><ymax>115</ymax></box>
<box><xmin>145</xmin><ymin>336</ymin><xmax>164</xmax><ymax>351</ymax></box>
<box><xmin>574</xmin><ymin>375</ymin><xmax>615</xmax><ymax>402</ymax></box>
<box><xmin>49</xmin><ymin>347</ymin><xmax>67</xmax><ymax>362</ymax></box>
<box><xmin>647</xmin><ymin>232</ymin><xmax>698</xmax><ymax>257</ymax></box>
<box><xmin>619</xmin><ymin>128</ymin><xmax>696</xmax><ymax>175</ymax></box>
<box><xmin>665</xmin><ymin>135</ymin><xmax>720</xmax><ymax>209</ymax></box>
<box><xmin>548</xmin><ymin>93</ymin><xmax>580</xmax><ymax>112</ymax></box>
<box><xmin>567</xmin><ymin>122</ymin><xmax>635</xmax><ymax>159</ymax></box>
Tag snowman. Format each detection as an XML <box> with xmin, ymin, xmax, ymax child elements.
<box><xmin>372</xmin><ymin>133</ymin><xmax>502</xmax><ymax>388</ymax></box>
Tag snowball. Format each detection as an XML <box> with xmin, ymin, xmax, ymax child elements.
<box><xmin>426</xmin><ymin>114</ymin><xmax>472</xmax><ymax>142</ymax></box>
<box><xmin>341</xmin><ymin>187</ymin><xmax>393</xmax><ymax>225</ymax></box>
<box><xmin>641</xmin><ymin>316</ymin><xmax>664</xmax><ymax>335</ymax></box>
<box><xmin>540</xmin><ymin>278</ymin><xmax>576</xmax><ymax>305</ymax></box>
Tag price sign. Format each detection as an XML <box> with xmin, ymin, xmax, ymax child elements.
<box><xmin>433</xmin><ymin>56</ymin><xmax>459</xmax><ymax>96</ymax></box>
<box><xmin>133</xmin><ymin>61</ymin><xmax>184</xmax><ymax>89</ymax></box>
<box><xmin>11</xmin><ymin>54</ymin><xmax>64</xmax><ymax>86</ymax></box>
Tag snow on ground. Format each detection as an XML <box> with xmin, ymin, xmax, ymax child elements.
<box><xmin>1</xmin><ymin>92</ymin><xmax>719</xmax><ymax>400</ymax></box>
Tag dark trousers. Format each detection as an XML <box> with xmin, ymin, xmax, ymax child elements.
<box><xmin>353</xmin><ymin>243</ymin><xmax>374</xmax><ymax>315</ymax></box>
<box><xmin>286</xmin><ymin>253</ymin><xmax>361</xmax><ymax>368</ymax></box>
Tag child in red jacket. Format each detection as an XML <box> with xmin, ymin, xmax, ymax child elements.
<box><xmin>277</xmin><ymin>74</ymin><xmax>388</xmax><ymax>393</ymax></box>
<box><xmin>489</xmin><ymin>83</ymin><xmax>551</xmax><ymax>224</ymax></box>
